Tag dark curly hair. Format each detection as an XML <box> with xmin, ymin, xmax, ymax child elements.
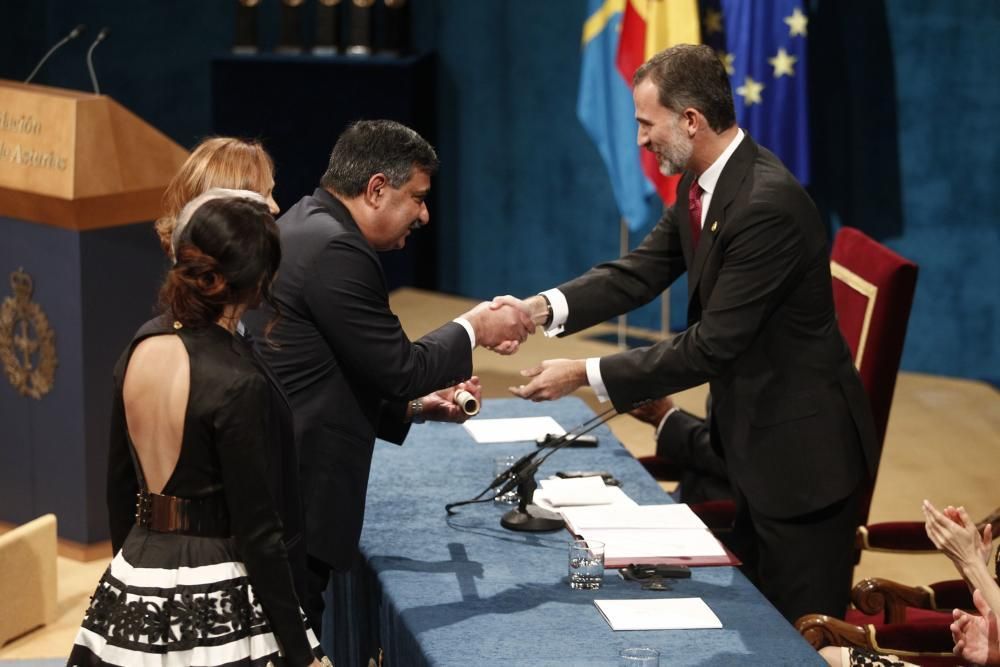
<box><xmin>159</xmin><ymin>197</ymin><xmax>280</xmax><ymax>332</ymax></box>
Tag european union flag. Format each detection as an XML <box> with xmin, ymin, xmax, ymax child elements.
<box><xmin>719</xmin><ymin>0</ymin><xmax>810</xmax><ymax>184</ymax></box>
<box><xmin>577</xmin><ymin>0</ymin><xmax>661</xmax><ymax>231</ymax></box>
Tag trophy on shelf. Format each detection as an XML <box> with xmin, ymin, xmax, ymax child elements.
<box><xmin>233</xmin><ymin>0</ymin><xmax>260</xmax><ymax>54</ymax></box>
<box><xmin>276</xmin><ymin>0</ymin><xmax>306</xmax><ymax>54</ymax></box>
<box><xmin>313</xmin><ymin>0</ymin><xmax>342</xmax><ymax>55</ymax></box>
<box><xmin>378</xmin><ymin>0</ymin><xmax>410</xmax><ymax>56</ymax></box>
<box><xmin>345</xmin><ymin>0</ymin><xmax>374</xmax><ymax>55</ymax></box>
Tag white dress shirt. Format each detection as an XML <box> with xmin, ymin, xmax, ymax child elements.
<box><xmin>543</xmin><ymin>129</ymin><xmax>745</xmax><ymax>402</ymax></box>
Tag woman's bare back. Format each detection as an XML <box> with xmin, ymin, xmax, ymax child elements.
<box><xmin>121</xmin><ymin>334</ymin><xmax>190</xmax><ymax>494</ymax></box>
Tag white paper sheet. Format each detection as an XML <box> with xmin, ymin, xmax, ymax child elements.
<box><xmin>559</xmin><ymin>503</ymin><xmax>708</xmax><ymax>532</ymax></box>
<box><xmin>594</xmin><ymin>598</ymin><xmax>722</xmax><ymax>631</ymax></box>
<box><xmin>462</xmin><ymin>417</ymin><xmax>566</xmax><ymax>443</ymax></box>
<box><xmin>533</xmin><ymin>480</ymin><xmax>637</xmax><ymax>512</ymax></box>
<box><xmin>536</xmin><ymin>476</ymin><xmax>617</xmax><ymax>506</ymax></box>
<box><xmin>578</xmin><ymin>528</ymin><xmax>727</xmax><ymax>560</ymax></box>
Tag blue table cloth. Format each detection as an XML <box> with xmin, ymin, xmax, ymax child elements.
<box><xmin>334</xmin><ymin>397</ymin><xmax>823</xmax><ymax>666</ymax></box>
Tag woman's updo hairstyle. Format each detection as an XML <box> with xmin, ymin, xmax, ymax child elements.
<box><xmin>159</xmin><ymin>191</ymin><xmax>280</xmax><ymax>329</ymax></box>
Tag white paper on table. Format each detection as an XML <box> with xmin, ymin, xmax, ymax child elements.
<box><xmin>536</xmin><ymin>476</ymin><xmax>616</xmax><ymax>506</ymax></box>
<box><xmin>594</xmin><ymin>598</ymin><xmax>722</xmax><ymax>631</ymax></box>
<box><xmin>578</xmin><ymin>528</ymin><xmax>726</xmax><ymax>560</ymax></box>
<box><xmin>462</xmin><ymin>417</ymin><xmax>565</xmax><ymax>443</ymax></box>
<box><xmin>534</xmin><ymin>482</ymin><xmax>637</xmax><ymax>513</ymax></box>
<box><xmin>559</xmin><ymin>503</ymin><xmax>708</xmax><ymax>532</ymax></box>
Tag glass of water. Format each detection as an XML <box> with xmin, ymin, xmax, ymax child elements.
<box><xmin>568</xmin><ymin>539</ymin><xmax>605</xmax><ymax>589</ymax></box>
<box><xmin>619</xmin><ymin>647</ymin><xmax>659</xmax><ymax>666</ymax></box>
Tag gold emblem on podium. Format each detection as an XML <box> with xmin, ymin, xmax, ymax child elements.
<box><xmin>0</xmin><ymin>268</ymin><xmax>57</xmax><ymax>399</ymax></box>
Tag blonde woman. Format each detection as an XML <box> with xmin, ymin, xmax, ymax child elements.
<box><xmin>154</xmin><ymin>137</ymin><xmax>279</xmax><ymax>257</ymax></box>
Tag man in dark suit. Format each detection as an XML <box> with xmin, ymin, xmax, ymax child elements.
<box><xmin>503</xmin><ymin>45</ymin><xmax>878</xmax><ymax>622</ymax></box>
<box><xmin>245</xmin><ymin>120</ymin><xmax>533</xmax><ymax>631</ymax></box>
<box><xmin>630</xmin><ymin>395</ymin><xmax>732</xmax><ymax>504</ymax></box>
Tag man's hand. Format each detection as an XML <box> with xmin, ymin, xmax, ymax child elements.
<box><xmin>951</xmin><ymin>589</ymin><xmax>1000</xmax><ymax>665</ymax></box>
<box><xmin>463</xmin><ymin>301</ymin><xmax>535</xmax><ymax>353</ymax></box>
<box><xmin>509</xmin><ymin>358</ymin><xmax>587</xmax><ymax>402</ymax></box>
<box><xmin>490</xmin><ymin>294</ymin><xmax>550</xmax><ymax>326</ymax></box>
<box><xmin>420</xmin><ymin>377</ymin><xmax>483</xmax><ymax>424</ymax></box>
<box><xmin>630</xmin><ymin>396</ymin><xmax>675</xmax><ymax>426</ymax></box>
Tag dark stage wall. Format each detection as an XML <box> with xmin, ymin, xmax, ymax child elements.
<box><xmin>1</xmin><ymin>0</ymin><xmax>997</xmax><ymax>383</ymax></box>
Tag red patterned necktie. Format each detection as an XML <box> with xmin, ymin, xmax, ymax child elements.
<box><xmin>688</xmin><ymin>180</ymin><xmax>704</xmax><ymax>247</ymax></box>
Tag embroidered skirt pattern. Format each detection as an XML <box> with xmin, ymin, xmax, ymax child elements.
<box><xmin>67</xmin><ymin>527</ymin><xmax>325</xmax><ymax>666</ymax></box>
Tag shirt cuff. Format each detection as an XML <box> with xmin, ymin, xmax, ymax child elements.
<box><xmin>654</xmin><ymin>407</ymin><xmax>680</xmax><ymax>440</ymax></box>
<box><xmin>585</xmin><ymin>357</ymin><xmax>609</xmax><ymax>403</ymax></box>
<box><xmin>453</xmin><ymin>317</ymin><xmax>476</xmax><ymax>349</ymax></box>
<box><xmin>541</xmin><ymin>288</ymin><xmax>568</xmax><ymax>337</ymax></box>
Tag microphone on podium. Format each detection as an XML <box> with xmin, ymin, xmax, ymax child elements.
<box><xmin>445</xmin><ymin>406</ymin><xmax>619</xmax><ymax>532</ymax></box>
<box><xmin>86</xmin><ymin>27</ymin><xmax>110</xmax><ymax>95</ymax></box>
<box><xmin>24</xmin><ymin>24</ymin><xmax>86</xmax><ymax>84</ymax></box>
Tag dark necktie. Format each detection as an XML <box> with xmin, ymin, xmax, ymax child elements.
<box><xmin>688</xmin><ymin>180</ymin><xmax>704</xmax><ymax>248</ymax></box>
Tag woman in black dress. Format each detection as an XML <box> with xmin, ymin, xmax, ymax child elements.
<box><xmin>69</xmin><ymin>195</ymin><xmax>326</xmax><ymax>666</ymax></box>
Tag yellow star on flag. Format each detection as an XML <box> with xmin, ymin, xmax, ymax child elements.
<box><xmin>717</xmin><ymin>50</ymin><xmax>735</xmax><ymax>75</ymax></box>
<box><xmin>736</xmin><ymin>76</ymin><xmax>764</xmax><ymax>106</ymax></box>
<box><xmin>784</xmin><ymin>7</ymin><xmax>808</xmax><ymax>37</ymax></box>
<box><xmin>703</xmin><ymin>9</ymin><xmax>723</xmax><ymax>35</ymax></box>
<box><xmin>768</xmin><ymin>48</ymin><xmax>797</xmax><ymax>77</ymax></box>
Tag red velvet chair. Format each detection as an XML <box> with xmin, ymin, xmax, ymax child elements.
<box><xmin>639</xmin><ymin>227</ymin><xmax>919</xmax><ymax>538</ymax></box>
<box><xmin>796</xmin><ymin>612</ymin><xmax>961</xmax><ymax>667</ymax></box>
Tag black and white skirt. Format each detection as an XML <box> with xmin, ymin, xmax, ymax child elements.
<box><xmin>68</xmin><ymin>527</ymin><xmax>326</xmax><ymax>667</ymax></box>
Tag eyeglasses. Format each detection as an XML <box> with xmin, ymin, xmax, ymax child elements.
<box><xmin>619</xmin><ymin>563</ymin><xmax>691</xmax><ymax>590</ymax></box>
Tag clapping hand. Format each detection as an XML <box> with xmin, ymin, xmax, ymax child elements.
<box><xmin>951</xmin><ymin>589</ymin><xmax>1000</xmax><ymax>665</ymax></box>
<box><xmin>923</xmin><ymin>499</ymin><xmax>993</xmax><ymax>570</ymax></box>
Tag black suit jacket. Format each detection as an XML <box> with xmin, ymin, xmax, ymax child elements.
<box><xmin>558</xmin><ymin>135</ymin><xmax>878</xmax><ymax>519</ymax></box>
<box><xmin>657</xmin><ymin>406</ymin><xmax>732</xmax><ymax>505</ymax></box>
<box><xmin>245</xmin><ymin>188</ymin><xmax>472</xmax><ymax>570</ymax></box>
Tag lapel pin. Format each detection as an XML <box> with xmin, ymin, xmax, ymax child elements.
<box><xmin>710</xmin><ymin>221</ymin><xmax>719</xmax><ymax>233</ymax></box>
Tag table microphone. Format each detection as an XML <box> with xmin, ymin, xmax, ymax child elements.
<box><xmin>25</xmin><ymin>24</ymin><xmax>86</xmax><ymax>84</ymax></box>
<box><xmin>86</xmin><ymin>27</ymin><xmax>110</xmax><ymax>95</ymax></box>
<box><xmin>445</xmin><ymin>406</ymin><xmax>618</xmax><ymax>515</ymax></box>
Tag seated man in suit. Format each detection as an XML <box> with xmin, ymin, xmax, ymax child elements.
<box><xmin>630</xmin><ymin>394</ymin><xmax>732</xmax><ymax>504</ymax></box>
<box><xmin>245</xmin><ymin>119</ymin><xmax>534</xmax><ymax>632</ymax></box>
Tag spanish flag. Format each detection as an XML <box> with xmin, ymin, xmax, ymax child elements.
<box><xmin>616</xmin><ymin>0</ymin><xmax>701</xmax><ymax>205</ymax></box>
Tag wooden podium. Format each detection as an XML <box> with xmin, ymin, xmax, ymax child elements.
<box><xmin>0</xmin><ymin>80</ymin><xmax>188</xmax><ymax>557</ymax></box>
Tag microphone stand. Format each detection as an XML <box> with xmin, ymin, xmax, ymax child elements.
<box><xmin>86</xmin><ymin>28</ymin><xmax>110</xmax><ymax>95</ymax></box>
<box><xmin>25</xmin><ymin>24</ymin><xmax>85</xmax><ymax>84</ymax></box>
<box><xmin>445</xmin><ymin>407</ymin><xmax>619</xmax><ymax>532</ymax></box>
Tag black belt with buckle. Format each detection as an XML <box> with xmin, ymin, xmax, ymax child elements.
<box><xmin>135</xmin><ymin>490</ymin><xmax>231</xmax><ymax>537</ymax></box>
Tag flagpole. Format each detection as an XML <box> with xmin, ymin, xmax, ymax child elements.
<box><xmin>661</xmin><ymin>287</ymin><xmax>671</xmax><ymax>337</ymax></box>
<box><xmin>617</xmin><ymin>217</ymin><xmax>628</xmax><ymax>349</ymax></box>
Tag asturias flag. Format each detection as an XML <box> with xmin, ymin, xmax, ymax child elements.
<box><xmin>577</xmin><ymin>0</ymin><xmax>659</xmax><ymax>231</ymax></box>
<box><xmin>719</xmin><ymin>0</ymin><xmax>811</xmax><ymax>184</ymax></box>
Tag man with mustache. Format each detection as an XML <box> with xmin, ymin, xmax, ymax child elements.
<box><xmin>501</xmin><ymin>45</ymin><xmax>878</xmax><ymax>623</ymax></box>
<box><xmin>246</xmin><ymin>120</ymin><xmax>534</xmax><ymax>632</ymax></box>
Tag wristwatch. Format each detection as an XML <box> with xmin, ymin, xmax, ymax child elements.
<box><xmin>409</xmin><ymin>398</ymin><xmax>425</xmax><ymax>424</ymax></box>
<box><xmin>540</xmin><ymin>294</ymin><xmax>553</xmax><ymax>327</ymax></box>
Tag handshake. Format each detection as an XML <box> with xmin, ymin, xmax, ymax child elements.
<box><xmin>460</xmin><ymin>295</ymin><xmax>549</xmax><ymax>356</ymax></box>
